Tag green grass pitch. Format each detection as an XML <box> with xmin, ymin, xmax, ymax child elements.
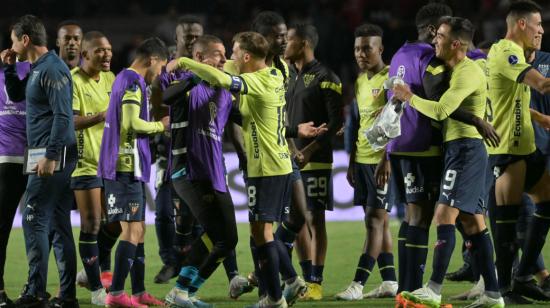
<box><xmin>3</xmin><ymin>220</ymin><xmax>549</xmax><ymax>307</ymax></box>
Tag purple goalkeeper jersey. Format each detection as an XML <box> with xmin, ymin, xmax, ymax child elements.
<box><xmin>98</xmin><ymin>69</ymin><xmax>152</xmax><ymax>182</ymax></box>
<box><xmin>0</xmin><ymin>62</ymin><xmax>30</xmax><ymax>161</ymax></box>
<box><xmin>386</xmin><ymin>42</ymin><xmax>436</xmax><ymax>153</ymax></box>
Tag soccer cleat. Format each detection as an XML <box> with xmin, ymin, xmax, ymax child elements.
<box><xmin>245</xmin><ymin>296</ymin><xmax>288</xmax><ymax>308</ymax></box>
<box><xmin>501</xmin><ymin>290</ymin><xmax>532</xmax><ymax>305</ymax></box>
<box><xmin>463</xmin><ymin>294</ymin><xmax>504</xmax><ymax>308</ymax></box>
<box><xmin>335</xmin><ymin>281</ymin><xmax>364</xmax><ymax>301</ymax></box>
<box><xmin>13</xmin><ymin>294</ymin><xmax>49</xmax><ymax>308</ymax></box>
<box><xmin>364</xmin><ymin>280</ymin><xmax>399</xmax><ymax>298</ymax></box>
<box><xmin>48</xmin><ymin>297</ymin><xmax>80</xmax><ymax>308</ymax></box>
<box><xmin>513</xmin><ymin>278</ymin><xmax>550</xmax><ymax>301</ymax></box>
<box><xmin>450</xmin><ymin>277</ymin><xmax>484</xmax><ymax>301</ymax></box>
<box><xmin>282</xmin><ymin>276</ymin><xmax>308</xmax><ymax>305</ymax></box>
<box><xmin>540</xmin><ymin>275</ymin><xmax>550</xmax><ymax>297</ymax></box>
<box><xmin>229</xmin><ymin>275</ymin><xmax>254</xmax><ymax>299</ymax></box>
<box><xmin>400</xmin><ymin>285</ymin><xmax>442</xmax><ymax>308</ymax></box>
<box><xmin>188</xmin><ymin>295</ymin><xmax>212</xmax><ymax>308</ymax></box>
<box><xmin>90</xmin><ymin>288</ymin><xmax>107</xmax><ymax>306</ymax></box>
<box><xmin>302</xmin><ymin>282</ymin><xmax>322</xmax><ymax>300</ymax></box>
<box><xmin>445</xmin><ymin>264</ymin><xmax>476</xmax><ymax>282</ymax></box>
<box><xmin>154</xmin><ymin>265</ymin><xmax>178</xmax><ymax>284</ymax></box>
<box><xmin>132</xmin><ymin>292</ymin><xmax>164</xmax><ymax>307</ymax></box>
<box><xmin>105</xmin><ymin>293</ymin><xmax>133</xmax><ymax>308</ymax></box>
<box><xmin>100</xmin><ymin>272</ymin><xmax>113</xmax><ymax>290</ymax></box>
<box><xmin>76</xmin><ymin>269</ymin><xmax>90</xmax><ymax>290</ymax></box>
<box><xmin>164</xmin><ymin>287</ymin><xmax>193</xmax><ymax>308</ymax></box>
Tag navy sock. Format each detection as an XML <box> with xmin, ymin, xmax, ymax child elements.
<box><xmin>470</xmin><ymin>229</ymin><xmax>499</xmax><ymax>294</ymax></box>
<box><xmin>517</xmin><ymin>203</ymin><xmax>550</xmax><ymax>278</ymax></box>
<box><xmin>299</xmin><ymin>260</ymin><xmax>312</xmax><ymax>283</ymax></box>
<box><xmin>494</xmin><ymin>205</ymin><xmax>520</xmax><ymax>291</ymax></box>
<box><xmin>378</xmin><ymin>252</ymin><xmax>397</xmax><ymax>282</ymax></box>
<box><xmin>98</xmin><ymin>226</ymin><xmax>119</xmax><ymax>272</ymax></box>
<box><xmin>397</xmin><ymin>221</ymin><xmax>408</xmax><ymax>292</ymax></box>
<box><xmin>189</xmin><ymin>274</ymin><xmax>205</xmax><ymax>294</ymax></box>
<box><xmin>353</xmin><ymin>254</ymin><xmax>376</xmax><ymax>285</ymax></box>
<box><xmin>250</xmin><ymin>237</ymin><xmax>265</xmax><ymax>297</ymax></box>
<box><xmin>405</xmin><ymin>225</ymin><xmax>429</xmax><ymax>291</ymax></box>
<box><xmin>275</xmin><ymin>223</ymin><xmax>297</xmax><ymax>258</ymax></box>
<box><xmin>430</xmin><ymin>225</ymin><xmax>456</xmax><ymax>286</ymax></box>
<box><xmin>176</xmin><ymin>266</ymin><xmax>198</xmax><ymax>290</ymax></box>
<box><xmin>311</xmin><ymin>265</ymin><xmax>324</xmax><ymax>284</ymax></box>
<box><xmin>110</xmin><ymin>240</ymin><xmax>137</xmax><ymax>293</ymax></box>
<box><xmin>79</xmin><ymin>232</ymin><xmax>102</xmax><ymax>291</ymax></box>
<box><xmin>257</xmin><ymin>241</ymin><xmax>282</xmax><ymax>301</ymax></box>
<box><xmin>222</xmin><ymin>250</ymin><xmax>239</xmax><ymax>281</ymax></box>
<box><xmin>130</xmin><ymin>243</ymin><xmax>145</xmax><ymax>295</ymax></box>
<box><xmin>275</xmin><ymin>239</ymin><xmax>297</xmax><ymax>281</ymax></box>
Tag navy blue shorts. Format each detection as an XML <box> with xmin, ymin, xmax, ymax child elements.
<box><xmin>301</xmin><ymin>169</ymin><xmax>333</xmax><ymax>211</ymax></box>
<box><xmin>103</xmin><ymin>172</ymin><xmax>145</xmax><ymax>222</ymax></box>
<box><xmin>438</xmin><ymin>139</ymin><xmax>487</xmax><ymax>215</ymax></box>
<box><xmin>247</xmin><ymin>173</ymin><xmax>292</xmax><ymax>223</ymax></box>
<box><xmin>389</xmin><ymin>154</ymin><xmax>441</xmax><ymax>204</ymax></box>
<box><xmin>489</xmin><ymin>150</ymin><xmax>545</xmax><ymax>192</ymax></box>
<box><xmin>290</xmin><ymin>160</ymin><xmax>302</xmax><ymax>182</ymax></box>
<box><xmin>70</xmin><ymin>175</ymin><xmax>103</xmax><ymax>190</ymax></box>
<box><xmin>353</xmin><ymin>162</ymin><xmax>391</xmax><ymax>212</ymax></box>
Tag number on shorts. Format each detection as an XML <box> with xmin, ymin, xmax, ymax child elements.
<box><xmin>248</xmin><ymin>185</ymin><xmax>257</xmax><ymax>207</ymax></box>
<box><xmin>442</xmin><ymin>169</ymin><xmax>457</xmax><ymax>190</ymax></box>
<box><xmin>306</xmin><ymin>176</ymin><xmax>327</xmax><ymax>197</ymax></box>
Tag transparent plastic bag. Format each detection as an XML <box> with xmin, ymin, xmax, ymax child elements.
<box><xmin>364</xmin><ymin>77</ymin><xmax>405</xmax><ymax>150</ymax></box>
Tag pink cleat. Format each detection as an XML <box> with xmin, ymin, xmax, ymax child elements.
<box><xmin>132</xmin><ymin>292</ymin><xmax>165</xmax><ymax>307</ymax></box>
<box><xmin>105</xmin><ymin>292</ymin><xmax>133</xmax><ymax>308</ymax></box>
<box><xmin>101</xmin><ymin>272</ymin><xmax>113</xmax><ymax>289</ymax></box>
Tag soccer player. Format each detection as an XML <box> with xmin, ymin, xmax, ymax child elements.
<box><xmin>0</xmin><ymin>55</ymin><xmax>30</xmax><ymax>307</ymax></box>
<box><xmin>3</xmin><ymin>15</ymin><xmax>78</xmax><ymax>308</ymax></box>
<box><xmin>335</xmin><ymin>23</ymin><xmax>397</xmax><ymax>301</ymax></box>
<box><xmin>56</xmin><ymin>20</ymin><xmax>82</xmax><ymax>69</ymax></box>
<box><xmin>167</xmin><ymin>31</ymin><xmax>301</xmax><ymax>308</ymax></box>
<box><xmin>98</xmin><ymin>37</ymin><xmax>169</xmax><ymax>308</ymax></box>
<box><xmin>393</xmin><ymin>17</ymin><xmax>504</xmax><ymax>308</ymax></box>
<box><xmin>481</xmin><ymin>0</ymin><xmax>550</xmax><ymax>302</ymax></box>
<box><xmin>70</xmin><ymin>31</ymin><xmax>114</xmax><ymax>305</ymax></box>
<box><xmin>160</xmin><ymin>33</ymin><xmax>243</xmax><ymax>308</ymax></box>
<box><xmin>382</xmin><ymin>3</ymin><xmax>451</xmax><ymax>297</ymax></box>
<box><xmin>150</xmin><ymin>14</ymin><xmax>204</xmax><ymax>285</ymax></box>
<box><xmin>285</xmin><ymin>23</ymin><xmax>343</xmax><ymax>300</ymax></box>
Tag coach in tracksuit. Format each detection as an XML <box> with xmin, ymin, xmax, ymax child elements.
<box><xmin>2</xmin><ymin>15</ymin><xmax>78</xmax><ymax>308</ymax></box>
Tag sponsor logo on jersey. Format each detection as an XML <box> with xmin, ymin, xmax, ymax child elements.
<box><xmin>397</xmin><ymin>65</ymin><xmax>406</xmax><ymax>79</ymax></box>
<box><xmin>250</xmin><ymin>121</ymin><xmax>260</xmax><ymax>159</ymax></box>
<box><xmin>303</xmin><ymin>74</ymin><xmax>315</xmax><ymax>87</ymax></box>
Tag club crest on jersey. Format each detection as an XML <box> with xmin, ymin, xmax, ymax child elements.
<box><xmin>508</xmin><ymin>55</ymin><xmax>519</xmax><ymax>65</ymax></box>
<box><xmin>397</xmin><ymin>65</ymin><xmax>406</xmax><ymax>79</ymax></box>
<box><xmin>208</xmin><ymin>101</ymin><xmax>217</xmax><ymax>126</ymax></box>
<box><xmin>372</xmin><ymin>88</ymin><xmax>380</xmax><ymax>97</ymax></box>
<box><xmin>303</xmin><ymin>74</ymin><xmax>315</xmax><ymax>87</ymax></box>
<box><xmin>538</xmin><ymin>64</ymin><xmax>550</xmax><ymax>77</ymax></box>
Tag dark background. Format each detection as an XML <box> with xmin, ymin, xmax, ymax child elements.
<box><xmin>2</xmin><ymin>0</ymin><xmax>550</xmax><ymax>147</ymax></box>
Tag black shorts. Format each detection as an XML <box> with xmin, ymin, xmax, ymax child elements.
<box><xmin>353</xmin><ymin>162</ymin><xmax>391</xmax><ymax>212</ymax></box>
<box><xmin>389</xmin><ymin>154</ymin><xmax>441</xmax><ymax>204</ymax></box>
<box><xmin>489</xmin><ymin>150</ymin><xmax>546</xmax><ymax>192</ymax></box>
<box><xmin>438</xmin><ymin>139</ymin><xmax>487</xmax><ymax>215</ymax></box>
<box><xmin>103</xmin><ymin>172</ymin><xmax>145</xmax><ymax>222</ymax></box>
<box><xmin>247</xmin><ymin>174</ymin><xmax>292</xmax><ymax>223</ymax></box>
<box><xmin>70</xmin><ymin>175</ymin><xmax>103</xmax><ymax>190</ymax></box>
<box><xmin>301</xmin><ymin>169</ymin><xmax>333</xmax><ymax>211</ymax></box>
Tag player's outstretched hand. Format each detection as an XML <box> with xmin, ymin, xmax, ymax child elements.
<box><xmin>392</xmin><ymin>83</ymin><xmax>413</xmax><ymax>102</ymax></box>
<box><xmin>473</xmin><ymin>117</ymin><xmax>500</xmax><ymax>147</ymax></box>
<box><xmin>1</xmin><ymin>49</ymin><xmax>17</xmax><ymax>65</ymax></box>
<box><xmin>161</xmin><ymin>116</ymin><xmax>170</xmax><ymax>131</ymax></box>
<box><xmin>165</xmin><ymin>59</ymin><xmax>179</xmax><ymax>73</ymax></box>
<box><xmin>374</xmin><ymin>155</ymin><xmax>391</xmax><ymax>188</ymax></box>
<box><xmin>297</xmin><ymin>122</ymin><xmax>328</xmax><ymax>138</ymax></box>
